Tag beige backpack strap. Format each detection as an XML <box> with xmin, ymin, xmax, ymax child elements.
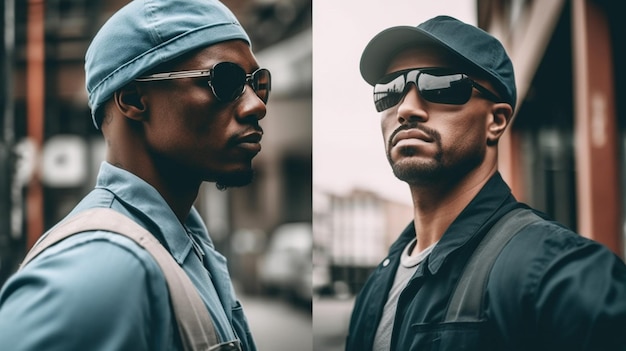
<box><xmin>20</xmin><ymin>207</ymin><xmax>219</xmax><ymax>351</ymax></box>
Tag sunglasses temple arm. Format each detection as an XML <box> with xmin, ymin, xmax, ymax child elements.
<box><xmin>473</xmin><ymin>82</ymin><xmax>501</xmax><ymax>102</ymax></box>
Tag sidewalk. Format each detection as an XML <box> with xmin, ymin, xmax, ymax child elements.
<box><xmin>313</xmin><ymin>296</ymin><xmax>355</xmax><ymax>351</ymax></box>
<box><xmin>240</xmin><ymin>294</ymin><xmax>312</xmax><ymax>351</ymax></box>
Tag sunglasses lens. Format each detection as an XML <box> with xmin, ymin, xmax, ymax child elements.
<box><xmin>374</xmin><ymin>73</ymin><xmax>407</xmax><ymax>112</ymax></box>
<box><xmin>252</xmin><ymin>69</ymin><xmax>271</xmax><ymax>104</ymax></box>
<box><xmin>211</xmin><ymin>63</ymin><xmax>271</xmax><ymax>104</ymax></box>
<box><xmin>373</xmin><ymin>70</ymin><xmax>474</xmax><ymax>111</ymax></box>
<box><xmin>418</xmin><ymin>72</ymin><xmax>473</xmax><ymax>105</ymax></box>
<box><xmin>211</xmin><ymin>62</ymin><xmax>246</xmax><ymax>102</ymax></box>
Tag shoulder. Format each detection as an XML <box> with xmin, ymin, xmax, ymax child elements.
<box><xmin>0</xmin><ymin>232</ymin><xmax>172</xmax><ymax>349</ymax></box>
<box><xmin>487</xmin><ymin>214</ymin><xmax>626</xmax><ymax>347</ymax></box>
<box><xmin>491</xmin><ymin>215</ymin><xmax>622</xmax><ymax>290</ymax></box>
<box><xmin>497</xmin><ymin>216</ymin><xmax>617</xmax><ymax>273</ymax></box>
<box><xmin>18</xmin><ymin>231</ymin><xmax>167</xmax><ymax>301</ymax></box>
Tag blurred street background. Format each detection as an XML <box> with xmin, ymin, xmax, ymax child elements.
<box><xmin>240</xmin><ymin>293</ymin><xmax>312</xmax><ymax>351</ymax></box>
<box><xmin>312</xmin><ymin>295</ymin><xmax>353</xmax><ymax>351</ymax></box>
<box><xmin>0</xmin><ymin>0</ymin><xmax>311</xmax><ymax>350</ymax></box>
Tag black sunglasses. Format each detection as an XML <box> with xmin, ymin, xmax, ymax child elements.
<box><xmin>135</xmin><ymin>62</ymin><xmax>271</xmax><ymax>104</ymax></box>
<box><xmin>373</xmin><ymin>68</ymin><xmax>500</xmax><ymax>112</ymax></box>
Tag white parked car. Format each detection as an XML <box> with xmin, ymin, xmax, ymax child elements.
<box><xmin>258</xmin><ymin>222</ymin><xmax>312</xmax><ymax>305</ymax></box>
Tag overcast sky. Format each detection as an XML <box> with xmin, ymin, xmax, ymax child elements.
<box><xmin>312</xmin><ymin>1</ymin><xmax>476</xmax><ymax>204</ymax></box>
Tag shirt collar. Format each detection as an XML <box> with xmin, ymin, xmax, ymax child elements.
<box><xmin>95</xmin><ymin>161</ymin><xmax>202</xmax><ymax>264</ymax></box>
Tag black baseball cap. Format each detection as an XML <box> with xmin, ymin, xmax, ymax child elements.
<box><xmin>360</xmin><ymin>15</ymin><xmax>517</xmax><ymax>111</ymax></box>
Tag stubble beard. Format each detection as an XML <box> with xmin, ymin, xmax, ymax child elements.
<box><xmin>386</xmin><ymin>127</ymin><xmax>485</xmax><ymax>187</ymax></box>
<box><xmin>389</xmin><ymin>147</ymin><xmax>444</xmax><ymax>186</ymax></box>
<box><xmin>215</xmin><ymin>129</ymin><xmax>262</xmax><ymax>190</ymax></box>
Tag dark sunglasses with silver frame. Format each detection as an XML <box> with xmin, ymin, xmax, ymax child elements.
<box><xmin>135</xmin><ymin>61</ymin><xmax>271</xmax><ymax>104</ymax></box>
<box><xmin>373</xmin><ymin>67</ymin><xmax>501</xmax><ymax>112</ymax></box>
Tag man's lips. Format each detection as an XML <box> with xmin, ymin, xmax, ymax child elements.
<box><xmin>234</xmin><ymin>131</ymin><xmax>263</xmax><ymax>153</ymax></box>
<box><xmin>237</xmin><ymin>132</ymin><xmax>263</xmax><ymax>144</ymax></box>
<box><xmin>391</xmin><ymin>128</ymin><xmax>434</xmax><ymax>146</ymax></box>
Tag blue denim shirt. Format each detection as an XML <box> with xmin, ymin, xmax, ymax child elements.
<box><xmin>0</xmin><ymin>162</ymin><xmax>256</xmax><ymax>351</ymax></box>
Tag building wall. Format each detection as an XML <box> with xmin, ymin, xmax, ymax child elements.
<box><xmin>314</xmin><ymin>187</ymin><xmax>412</xmax><ymax>294</ymax></box>
<box><xmin>478</xmin><ymin>0</ymin><xmax>625</xmax><ymax>257</ymax></box>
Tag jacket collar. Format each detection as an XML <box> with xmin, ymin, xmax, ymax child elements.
<box><xmin>390</xmin><ymin>172</ymin><xmax>517</xmax><ymax>276</ymax></box>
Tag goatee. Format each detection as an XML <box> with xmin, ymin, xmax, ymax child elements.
<box><xmin>215</xmin><ymin>170</ymin><xmax>255</xmax><ymax>190</ymax></box>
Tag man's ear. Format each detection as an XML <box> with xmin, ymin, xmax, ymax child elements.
<box><xmin>113</xmin><ymin>83</ymin><xmax>148</xmax><ymax>122</ymax></box>
<box><xmin>486</xmin><ymin>103</ymin><xmax>513</xmax><ymax>146</ymax></box>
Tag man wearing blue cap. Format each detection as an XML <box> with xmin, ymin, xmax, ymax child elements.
<box><xmin>0</xmin><ymin>0</ymin><xmax>270</xmax><ymax>350</ymax></box>
<box><xmin>346</xmin><ymin>16</ymin><xmax>626</xmax><ymax>350</ymax></box>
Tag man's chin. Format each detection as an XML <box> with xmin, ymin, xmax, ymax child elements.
<box><xmin>213</xmin><ymin>170</ymin><xmax>255</xmax><ymax>190</ymax></box>
<box><xmin>392</xmin><ymin>164</ymin><xmax>441</xmax><ymax>184</ymax></box>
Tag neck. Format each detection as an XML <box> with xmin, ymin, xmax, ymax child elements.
<box><xmin>149</xmin><ymin>167</ymin><xmax>201</xmax><ymax>223</ymax></box>
<box><xmin>103</xmin><ymin>116</ymin><xmax>203</xmax><ymax>223</ymax></box>
<box><xmin>105</xmin><ymin>141</ymin><xmax>201</xmax><ymax>224</ymax></box>
<box><xmin>108</xmin><ymin>156</ymin><xmax>201</xmax><ymax>223</ymax></box>
<box><xmin>408</xmin><ymin>164</ymin><xmax>497</xmax><ymax>254</ymax></box>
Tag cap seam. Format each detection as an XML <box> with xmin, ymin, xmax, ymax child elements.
<box><xmin>144</xmin><ymin>0</ymin><xmax>163</xmax><ymax>45</ymax></box>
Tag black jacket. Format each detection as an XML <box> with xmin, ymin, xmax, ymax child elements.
<box><xmin>346</xmin><ymin>173</ymin><xmax>626</xmax><ymax>351</ymax></box>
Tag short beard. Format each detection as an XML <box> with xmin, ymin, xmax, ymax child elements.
<box><xmin>386</xmin><ymin>123</ymin><xmax>483</xmax><ymax>186</ymax></box>
<box><xmin>390</xmin><ymin>149</ymin><xmax>483</xmax><ymax>187</ymax></box>
<box><xmin>386</xmin><ymin>123</ymin><xmax>442</xmax><ymax>185</ymax></box>
<box><xmin>214</xmin><ymin>170</ymin><xmax>255</xmax><ymax>191</ymax></box>
<box><xmin>390</xmin><ymin>146</ymin><xmax>444</xmax><ymax>185</ymax></box>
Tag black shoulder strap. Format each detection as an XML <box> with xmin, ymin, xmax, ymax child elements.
<box><xmin>19</xmin><ymin>208</ymin><xmax>240</xmax><ymax>351</ymax></box>
<box><xmin>444</xmin><ymin>207</ymin><xmax>542</xmax><ymax>322</ymax></box>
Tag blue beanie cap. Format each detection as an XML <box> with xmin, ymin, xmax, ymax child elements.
<box><xmin>85</xmin><ymin>0</ymin><xmax>251</xmax><ymax>128</ymax></box>
<box><xmin>360</xmin><ymin>16</ymin><xmax>517</xmax><ymax>112</ymax></box>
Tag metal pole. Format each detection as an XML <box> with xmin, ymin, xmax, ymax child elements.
<box><xmin>26</xmin><ymin>0</ymin><xmax>45</xmax><ymax>249</ymax></box>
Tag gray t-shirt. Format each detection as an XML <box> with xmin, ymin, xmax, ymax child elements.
<box><xmin>372</xmin><ymin>238</ymin><xmax>437</xmax><ymax>351</ymax></box>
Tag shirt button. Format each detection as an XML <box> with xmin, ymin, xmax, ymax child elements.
<box><xmin>382</xmin><ymin>258</ymin><xmax>390</xmax><ymax>267</ymax></box>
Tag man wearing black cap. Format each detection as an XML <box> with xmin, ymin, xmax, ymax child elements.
<box><xmin>346</xmin><ymin>16</ymin><xmax>626</xmax><ymax>350</ymax></box>
<box><xmin>0</xmin><ymin>0</ymin><xmax>269</xmax><ymax>350</ymax></box>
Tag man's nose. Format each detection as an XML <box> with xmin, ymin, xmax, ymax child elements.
<box><xmin>396</xmin><ymin>84</ymin><xmax>428</xmax><ymax>124</ymax></box>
